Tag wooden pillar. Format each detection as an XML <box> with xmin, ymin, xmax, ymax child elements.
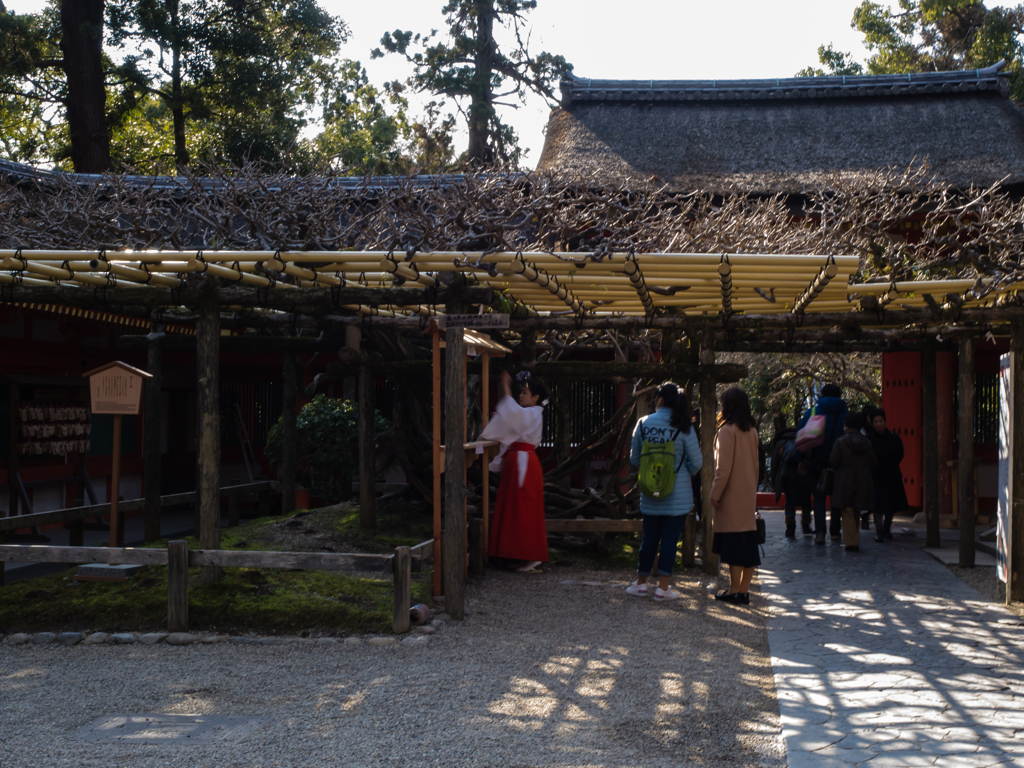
<box><xmin>144</xmin><ymin>329</ymin><xmax>163</xmax><ymax>542</ymax></box>
<box><xmin>392</xmin><ymin>545</ymin><xmax>411</xmax><ymax>634</ymax></box>
<box><xmin>481</xmin><ymin>353</ymin><xmax>491</xmax><ymax>563</ymax></box>
<box><xmin>3</xmin><ymin>382</ymin><xmax>17</xmax><ymax>585</ymax></box>
<box><xmin>922</xmin><ymin>340</ymin><xmax>941</xmax><ymax>549</ymax></box>
<box><xmin>110</xmin><ymin>414</ymin><xmax>123</xmax><ymax>548</ymax></box>
<box><xmin>958</xmin><ymin>336</ymin><xmax>976</xmax><ymax>568</ymax></box>
<box><xmin>699</xmin><ymin>331</ymin><xmax>718</xmax><ymax>575</ymax></box>
<box><xmin>167</xmin><ymin>539</ymin><xmax>189</xmax><ymax>633</ymax></box>
<box><xmin>281</xmin><ymin>351</ymin><xmax>298</xmax><ymax>516</ymax></box>
<box><xmin>431</xmin><ymin>326</ymin><xmax>442</xmax><ymax>596</ymax></box>
<box><xmin>196</xmin><ymin>298</ymin><xmax>221</xmax><ymax>583</ymax></box>
<box><xmin>553</xmin><ymin>380</ymin><xmax>571</xmax><ymax>490</ymax></box>
<box><xmin>1010</xmin><ymin>319</ymin><xmax>1024</xmax><ymax>603</ymax></box>
<box><xmin>358</xmin><ymin>364</ymin><xmax>377</xmax><ymax>529</ymax></box>
<box><xmin>443</xmin><ymin>327</ymin><xmax>467</xmax><ymax>619</ymax></box>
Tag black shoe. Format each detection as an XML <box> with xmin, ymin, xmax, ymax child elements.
<box><xmin>883</xmin><ymin>528</ymin><xmax>893</xmax><ymax>540</ymax></box>
<box><xmin>815</xmin><ymin>533</ymin><xmax>825</xmax><ymax>545</ymax></box>
<box><xmin>845</xmin><ymin>545</ymin><xmax>859</xmax><ymax>552</ymax></box>
<box><xmin>830</xmin><ymin>534</ymin><xmax>842</xmax><ymax>541</ymax></box>
<box><xmin>801</xmin><ymin>522</ymin><xmax>813</xmax><ymax>535</ymax></box>
<box><xmin>785</xmin><ymin>524</ymin><xmax>796</xmax><ymax>539</ymax></box>
<box><xmin>715</xmin><ymin>590</ymin><xmax>741</xmax><ymax>603</ymax></box>
<box><xmin>875</xmin><ymin>533</ymin><xmax>884</xmax><ymax>543</ymax></box>
<box><xmin>738</xmin><ymin>592</ymin><xmax>750</xmax><ymax>605</ymax></box>
<box><xmin>861</xmin><ymin>517</ymin><xmax>871</xmax><ymax>530</ymax></box>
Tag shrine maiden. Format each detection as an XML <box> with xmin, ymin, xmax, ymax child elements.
<box><xmin>480</xmin><ymin>370</ymin><xmax>549</xmax><ymax>572</ymax></box>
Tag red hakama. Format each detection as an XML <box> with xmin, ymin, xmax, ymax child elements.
<box><xmin>488</xmin><ymin>442</ymin><xmax>549</xmax><ymax>562</ymax></box>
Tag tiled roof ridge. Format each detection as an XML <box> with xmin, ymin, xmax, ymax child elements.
<box><xmin>560</xmin><ymin>60</ymin><xmax>1010</xmax><ymax>105</ymax></box>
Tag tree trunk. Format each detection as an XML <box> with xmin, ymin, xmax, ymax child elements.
<box><xmin>170</xmin><ymin>1</ymin><xmax>189</xmax><ymax>171</ymax></box>
<box><xmin>196</xmin><ymin>293</ymin><xmax>221</xmax><ymax>583</ymax></box>
<box><xmin>281</xmin><ymin>352</ymin><xmax>298</xmax><ymax>515</ymax></box>
<box><xmin>60</xmin><ymin>0</ymin><xmax>110</xmax><ymax>173</ymax></box>
<box><xmin>144</xmin><ymin>330</ymin><xmax>163</xmax><ymax>542</ymax></box>
<box><xmin>466</xmin><ymin>0</ymin><xmax>496</xmax><ymax>166</ymax></box>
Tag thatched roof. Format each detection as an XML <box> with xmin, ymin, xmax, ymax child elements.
<box><xmin>537</xmin><ymin>61</ymin><xmax>1024</xmax><ymax>194</ymax></box>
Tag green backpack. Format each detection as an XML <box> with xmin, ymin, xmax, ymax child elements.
<box><xmin>638</xmin><ymin>426</ymin><xmax>683</xmax><ymax>499</ymax></box>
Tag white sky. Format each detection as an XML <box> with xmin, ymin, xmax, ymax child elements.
<box><xmin>5</xmin><ymin>1</ymin><xmax>1015</xmax><ymax>164</ymax></box>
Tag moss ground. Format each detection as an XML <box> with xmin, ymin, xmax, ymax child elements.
<box><xmin>0</xmin><ymin>501</ymin><xmax>434</xmax><ymax>636</ymax></box>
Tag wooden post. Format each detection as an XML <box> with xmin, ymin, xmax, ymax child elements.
<box><xmin>922</xmin><ymin>340</ymin><xmax>941</xmax><ymax>549</ymax></box>
<box><xmin>443</xmin><ymin>326</ymin><xmax>467</xmax><ymax>619</ymax></box>
<box><xmin>1010</xmin><ymin>319</ymin><xmax>1024</xmax><ymax>603</ymax></box>
<box><xmin>481</xmin><ymin>353</ymin><xmax>490</xmax><ymax>563</ymax></box>
<box><xmin>358</xmin><ymin>364</ymin><xmax>377</xmax><ymax>529</ymax></box>
<box><xmin>196</xmin><ymin>298</ymin><xmax>221</xmax><ymax>583</ymax></box>
<box><xmin>468</xmin><ymin>517</ymin><xmax>484</xmax><ymax>576</ymax></box>
<box><xmin>281</xmin><ymin>352</ymin><xmax>298</xmax><ymax>516</ymax></box>
<box><xmin>431</xmin><ymin>326</ymin><xmax>442</xmax><ymax>596</ymax></box>
<box><xmin>167</xmin><ymin>539</ymin><xmax>189</xmax><ymax>633</ymax></box>
<box><xmin>69</xmin><ymin>518</ymin><xmax>84</xmax><ymax>548</ymax></box>
<box><xmin>699</xmin><ymin>332</ymin><xmax>718</xmax><ymax>575</ymax></box>
<box><xmin>228</xmin><ymin>492</ymin><xmax>240</xmax><ymax>528</ymax></box>
<box><xmin>392</xmin><ymin>545</ymin><xmax>411</xmax><ymax>634</ymax></box>
<box><xmin>110</xmin><ymin>414</ymin><xmax>123</xmax><ymax>548</ymax></box>
<box><xmin>958</xmin><ymin>336</ymin><xmax>976</xmax><ymax>568</ymax></box>
<box><xmin>144</xmin><ymin>329</ymin><xmax>163</xmax><ymax>542</ymax></box>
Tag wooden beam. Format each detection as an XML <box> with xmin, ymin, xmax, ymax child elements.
<box><xmin>281</xmin><ymin>352</ymin><xmax>298</xmax><ymax>517</ymax></box>
<box><xmin>1</xmin><ymin>283</ymin><xmax>494</xmax><ymax>309</ymax></box>
<box><xmin>167</xmin><ymin>540</ymin><xmax>189</xmax><ymax>633</ymax></box>
<box><xmin>359</xmin><ymin>364</ymin><xmax>377</xmax><ymax>530</ymax></box>
<box><xmin>392</xmin><ymin>546</ymin><xmax>412</xmax><ymax>634</ymax></box>
<box><xmin>922</xmin><ymin>340</ymin><xmax>941</xmax><ymax>549</ymax></box>
<box><xmin>958</xmin><ymin>336</ymin><xmax>976</xmax><ymax>568</ymax></box>
<box><xmin>187</xmin><ymin>548</ymin><xmax>388</xmax><ymax>570</ymax></box>
<box><xmin>524</xmin><ymin>361</ymin><xmax>746</xmax><ymax>383</ymax></box>
<box><xmin>119</xmin><ymin>334</ymin><xmax>346</xmax><ymax>353</ymax></box>
<box><xmin>442</xmin><ymin>326</ymin><xmax>466</xmax><ymax>619</ymax></box>
<box><xmin>699</xmin><ymin>329</ymin><xmax>719</xmax><ymax>575</ymax></box>
<box><xmin>196</xmin><ymin>291</ymin><xmax>221</xmax><ymax>583</ymax></box>
<box><xmin>144</xmin><ymin>329</ymin><xmax>163</xmax><ymax>542</ymax></box>
<box><xmin>1011</xmin><ymin>318</ymin><xmax>1024</xmax><ymax>604</ymax></box>
<box><xmin>0</xmin><ymin>544</ymin><xmax>169</xmax><ymax>565</ymax></box>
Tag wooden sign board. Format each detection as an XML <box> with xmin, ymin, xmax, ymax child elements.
<box><xmin>438</xmin><ymin>313</ymin><xmax>509</xmax><ymax>330</ymax></box>
<box><xmin>83</xmin><ymin>361</ymin><xmax>153</xmax><ymax>416</ymax></box>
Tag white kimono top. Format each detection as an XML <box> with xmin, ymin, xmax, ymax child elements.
<box><xmin>479</xmin><ymin>395</ymin><xmax>544</xmax><ymax>488</ymax></box>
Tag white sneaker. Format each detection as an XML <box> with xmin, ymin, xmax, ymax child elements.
<box><xmin>625</xmin><ymin>581</ymin><xmax>649</xmax><ymax>597</ymax></box>
<box><xmin>654</xmin><ymin>587</ymin><xmax>680</xmax><ymax>601</ymax></box>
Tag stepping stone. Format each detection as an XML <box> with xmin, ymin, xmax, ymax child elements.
<box><xmin>83</xmin><ymin>632</ymin><xmax>110</xmax><ymax>645</ymax></box>
<box><xmin>58</xmin><ymin>632</ymin><xmax>84</xmax><ymax>646</ymax></box>
<box><xmin>367</xmin><ymin>637</ymin><xmax>397</xmax><ymax>647</ymax></box>
<box><xmin>111</xmin><ymin>633</ymin><xmax>137</xmax><ymax>644</ymax></box>
<box><xmin>342</xmin><ymin>638</ymin><xmax>363</xmax><ymax>646</ymax></box>
<box><xmin>201</xmin><ymin>635</ymin><xmax>227</xmax><ymax>644</ymax></box>
<box><xmin>165</xmin><ymin>633</ymin><xmax>197</xmax><ymax>646</ymax></box>
<box><xmin>6</xmin><ymin>634</ymin><xmax>31</xmax><ymax>646</ymax></box>
<box><xmin>32</xmin><ymin>632</ymin><xmax>57</xmax><ymax>645</ymax></box>
<box><xmin>402</xmin><ymin>635</ymin><xmax>429</xmax><ymax>646</ymax></box>
<box><xmin>228</xmin><ymin>636</ymin><xmax>254</xmax><ymax>645</ymax></box>
<box><xmin>138</xmin><ymin>633</ymin><xmax>168</xmax><ymax>645</ymax></box>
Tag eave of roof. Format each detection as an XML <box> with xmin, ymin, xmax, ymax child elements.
<box><xmin>560</xmin><ymin>60</ymin><xmax>1010</xmax><ymax>106</ymax></box>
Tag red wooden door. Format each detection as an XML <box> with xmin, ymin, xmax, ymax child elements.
<box><xmin>882</xmin><ymin>352</ymin><xmax>922</xmax><ymax>508</ymax></box>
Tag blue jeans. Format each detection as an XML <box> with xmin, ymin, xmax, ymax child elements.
<box><xmin>638</xmin><ymin>514</ymin><xmax>687</xmax><ymax>577</ymax></box>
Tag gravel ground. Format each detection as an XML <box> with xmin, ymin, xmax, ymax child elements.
<box><xmin>0</xmin><ymin>564</ymin><xmax>785</xmax><ymax>768</ymax></box>
<box><xmin>947</xmin><ymin>563</ymin><xmax>1024</xmax><ymax>618</ymax></box>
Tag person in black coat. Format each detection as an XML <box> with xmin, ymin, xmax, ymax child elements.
<box><xmin>769</xmin><ymin>419</ymin><xmax>814</xmax><ymax>538</ymax></box>
<box><xmin>864</xmin><ymin>407</ymin><xmax>908</xmax><ymax>542</ymax></box>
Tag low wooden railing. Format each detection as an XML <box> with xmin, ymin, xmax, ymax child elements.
<box><xmin>0</xmin><ymin>481</ymin><xmax>277</xmax><ymax>538</ymax></box>
<box><xmin>0</xmin><ymin>535</ymin><xmax>435</xmax><ymax>635</ymax></box>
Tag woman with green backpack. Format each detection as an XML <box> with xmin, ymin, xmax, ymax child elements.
<box><xmin>626</xmin><ymin>382</ymin><xmax>703</xmax><ymax>601</ymax></box>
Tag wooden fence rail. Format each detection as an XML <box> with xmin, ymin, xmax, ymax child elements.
<box><xmin>0</xmin><ymin>536</ymin><xmax>435</xmax><ymax>635</ymax></box>
<box><xmin>0</xmin><ymin>481</ymin><xmax>277</xmax><ymax>534</ymax></box>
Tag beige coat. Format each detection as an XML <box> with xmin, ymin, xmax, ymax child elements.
<box><xmin>709</xmin><ymin>422</ymin><xmax>760</xmax><ymax>533</ymax></box>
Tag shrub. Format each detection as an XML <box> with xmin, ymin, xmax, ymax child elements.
<box><xmin>265</xmin><ymin>395</ymin><xmax>389</xmax><ymax>502</ymax></box>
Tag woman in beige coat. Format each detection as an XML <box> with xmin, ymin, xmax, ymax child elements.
<box><xmin>709</xmin><ymin>387</ymin><xmax>760</xmax><ymax>605</ymax></box>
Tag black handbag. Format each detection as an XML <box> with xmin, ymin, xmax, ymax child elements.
<box><xmin>816</xmin><ymin>468</ymin><xmax>835</xmax><ymax>496</ymax></box>
<box><xmin>755</xmin><ymin>512</ymin><xmax>766</xmax><ymax>544</ymax></box>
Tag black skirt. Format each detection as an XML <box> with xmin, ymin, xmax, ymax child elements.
<box><xmin>712</xmin><ymin>531</ymin><xmax>761</xmax><ymax>568</ymax></box>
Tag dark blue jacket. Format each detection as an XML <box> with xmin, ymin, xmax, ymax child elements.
<box><xmin>797</xmin><ymin>396</ymin><xmax>848</xmax><ymax>472</ymax></box>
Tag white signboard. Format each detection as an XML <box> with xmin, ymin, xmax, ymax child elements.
<box><xmin>438</xmin><ymin>313</ymin><xmax>509</xmax><ymax>330</ymax></box>
<box><xmin>998</xmin><ymin>353</ymin><xmax>1011</xmax><ymax>584</ymax></box>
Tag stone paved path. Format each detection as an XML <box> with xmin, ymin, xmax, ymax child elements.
<box><xmin>760</xmin><ymin>510</ymin><xmax>1024</xmax><ymax>767</ymax></box>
